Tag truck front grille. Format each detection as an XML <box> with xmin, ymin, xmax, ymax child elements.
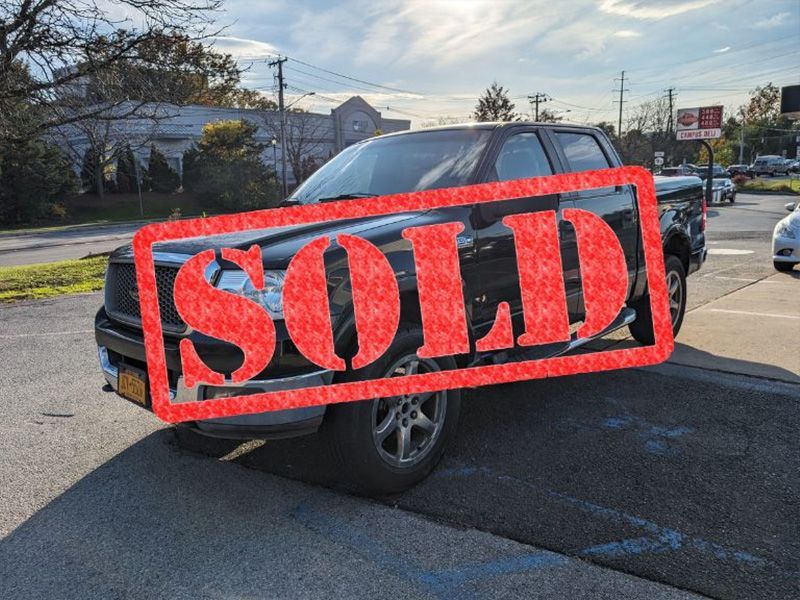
<box><xmin>105</xmin><ymin>262</ymin><xmax>186</xmax><ymax>332</ymax></box>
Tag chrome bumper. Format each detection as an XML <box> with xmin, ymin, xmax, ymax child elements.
<box><xmin>98</xmin><ymin>346</ymin><xmax>332</xmax><ymax>437</ymax></box>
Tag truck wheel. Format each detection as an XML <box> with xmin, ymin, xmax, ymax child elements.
<box><xmin>628</xmin><ymin>254</ymin><xmax>687</xmax><ymax>345</ymax></box>
<box><xmin>774</xmin><ymin>261</ymin><xmax>795</xmax><ymax>272</ymax></box>
<box><xmin>322</xmin><ymin>325</ymin><xmax>461</xmax><ymax>495</ymax></box>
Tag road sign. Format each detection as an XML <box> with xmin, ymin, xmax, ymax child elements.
<box><xmin>654</xmin><ymin>151</ymin><xmax>665</xmax><ymax>157</ymax></box>
<box><xmin>676</xmin><ymin>106</ymin><xmax>723</xmax><ymax>140</ymax></box>
<box><xmin>654</xmin><ymin>157</ymin><xmax>664</xmax><ymax>166</ymax></box>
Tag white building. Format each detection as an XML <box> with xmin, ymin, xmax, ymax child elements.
<box><xmin>56</xmin><ymin>96</ymin><xmax>410</xmax><ymax>186</ymax></box>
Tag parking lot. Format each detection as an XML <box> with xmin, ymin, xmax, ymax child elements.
<box><xmin>1</xmin><ymin>192</ymin><xmax>797</xmax><ymax>599</ymax></box>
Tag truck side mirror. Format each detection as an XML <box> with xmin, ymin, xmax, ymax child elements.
<box><xmin>786</xmin><ymin>202</ymin><xmax>797</xmax><ymax>213</ymax></box>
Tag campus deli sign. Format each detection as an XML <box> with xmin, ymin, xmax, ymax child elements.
<box><xmin>132</xmin><ymin>167</ymin><xmax>674</xmax><ymax>423</ymax></box>
<box><xmin>676</xmin><ymin>105</ymin><xmax>723</xmax><ymax>141</ymax></box>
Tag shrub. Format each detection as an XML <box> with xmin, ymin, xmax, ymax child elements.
<box><xmin>182</xmin><ymin>120</ymin><xmax>279</xmax><ymax>211</ymax></box>
<box><xmin>146</xmin><ymin>145</ymin><xmax>180</xmax><ymax>193</ymax></box>
<box><xmin>115</xmin><ymin>145</ymin><xmax>140</xmax><ymax>194</ymax></box>
<box><xmin>0</xmin><ymin>138</ymin><xmax>76</xmax><ymax>225</ymax></box>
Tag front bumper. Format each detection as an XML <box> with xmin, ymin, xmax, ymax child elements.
<box><xmin>96</xmin><ymin>309</ymin><xmax>333</xmax><ymax>440</ymax></box>
<box><xmin>773</xmin><ymin>234</ymin><xmax>800</xmax><ymax>264</ymax></box>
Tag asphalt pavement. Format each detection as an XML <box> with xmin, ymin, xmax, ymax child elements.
<box><xmin>1</xmin><ymin>192</ymin><xmax>798</xmax><ymax>599</ymax></box>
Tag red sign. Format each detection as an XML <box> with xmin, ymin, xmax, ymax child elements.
<box><xmin>132</xmin><ymin>166</ymin><xmax>673</xmax><ymax>424</ymax></box>
<box><xmin>676</xmin><ymin>105</ymin><xmax>723</xmax><ymax>140</ymax></box>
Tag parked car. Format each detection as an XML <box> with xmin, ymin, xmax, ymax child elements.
<box><xmin>95</xmin><ymin>123</ymin><xmax>707</xmax><ymax>493</ymax></box>
<box><xmin>751</xmin><ymin>155</ymin><xmax>788</xmax><ymax>177</ymax></box>
<box><xmin>659</xmin><ymin>164</ymin><xmax>699</xmax><ymax>177</ymax></box>
<box><xmin>696</xmin><ymin>164</ymin><xmax>727</xmax><ymax>179</ymax></box>
<box><xmin>726</xmin><ymin>164</ymin><xmax>750</xmax><ymax>177</ymax></box>
<box><xmin>711</xmin><ymin>177</ymin><xmax>736</xmax><ymax>203</ymax></box>
<box><xmin>785</xmin><ymin>159</ymin><xmax>799</xmax><ymax>173</ymax></box>
<box><xmin>773</xmin><ymin>201</ymin><xmax>800</xmax><ymax>272</ymax></box>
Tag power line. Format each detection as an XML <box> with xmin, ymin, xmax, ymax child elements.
<box><xmin>288</xmin><ymin>57</ymin><xmax>422</xmax><ymax>96</ymax></box>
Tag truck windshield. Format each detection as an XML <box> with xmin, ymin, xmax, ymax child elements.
<box><xmin>288</xmin><ymin>129</ymin><xmax>491</xmax><ymax>204</ymax></box>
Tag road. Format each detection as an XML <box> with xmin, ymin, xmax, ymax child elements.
<box><xmin>0</xmin><ymin>222</ymin><xmax>143</xmax><ymax>266</ymax></box>
<box><xmin>1</xmin><ymin>192</ymin><xmax>798</xmax><ymax>599</ymax></box>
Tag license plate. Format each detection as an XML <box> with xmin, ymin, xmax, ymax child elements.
<box><xmin>119</xmin><ymin>369</ymin><xmax>147</xmax><ymax>406</ymax></box>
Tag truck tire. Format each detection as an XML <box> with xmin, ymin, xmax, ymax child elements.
<box><xmin>628</xmin><ymin>254</ymin><xmax>687</xmax><ymax>345</ymax></box>
<box><xmin>322</xmin><ymin>325</ymin><xmax>461</xmax><ymax>495</ymax></box>
<box><xmin>774</xmin><ymin>261</ymin><xmax>795</xmax><ymax>272</ymax></box>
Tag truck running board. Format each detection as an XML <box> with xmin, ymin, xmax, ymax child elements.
<box><xmin>477</xmin><ymin>307</ymin><xmax>638</xmax><ymax>366</ymax></box>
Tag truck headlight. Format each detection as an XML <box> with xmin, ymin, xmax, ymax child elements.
<box><xmin>216</xmin><ymin>270</ymin><xmax>285</xmax><ymax>317</ymax></box>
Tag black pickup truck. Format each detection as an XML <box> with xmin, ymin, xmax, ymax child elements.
<box><xmin>95</xmin><ymin>123</ymin><xmax>706</xmax><ymax>493</ymax></box>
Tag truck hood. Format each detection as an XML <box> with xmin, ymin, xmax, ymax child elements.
<box><xmin>110</xmin><ymin>211</ymin><xmax>426</xmax><ymax>267</ymax></box>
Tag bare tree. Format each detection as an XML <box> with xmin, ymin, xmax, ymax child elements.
<box><xmin>261</xmin><ymin>109</ymin><xmax>330</xmax><ymax>186</ymax></box>
<box><xmin>0</xmin><ymin>0</ymin><xmax>222</xmax><ymax>138</ymax></box>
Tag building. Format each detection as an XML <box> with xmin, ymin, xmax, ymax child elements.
<box><xmin>55</xmin><ymin>96</ymin><xmax>410</xmax><ymax>187</ymax></box>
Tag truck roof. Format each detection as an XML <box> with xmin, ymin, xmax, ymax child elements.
<box><xmin>373</xmin><ymin>121</ymin><xmax>605</xmax><ymax>140</ymax></box>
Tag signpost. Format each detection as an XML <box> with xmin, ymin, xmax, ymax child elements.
<box><xmin>676</xmin><ymin>106</ymin><xmax>723</xmax><ymax>141</ymax></box>
<box><xmin>676</xmin><ymin>105</ymin><xmax>723</xmax><ymax>206</ymax></box>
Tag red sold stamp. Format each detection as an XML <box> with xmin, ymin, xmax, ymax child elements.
<box><xmin>132</xmin><ymin>166</ymin><xmax>673</xmax><ymax>424</ymax></box>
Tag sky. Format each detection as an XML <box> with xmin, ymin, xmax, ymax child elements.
<box><xmin>207</xmin><ymin>0</ymin><xmax>800</xmax><ymax>127</ymax></box>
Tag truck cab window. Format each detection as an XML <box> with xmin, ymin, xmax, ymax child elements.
<box><xmin>492</xmin><ymin>132</ymin><xmax>552</xmax><ymax>181</ymax></box>
<box><xmin>556</xmin><ymin>132</ymin><xmax>614</xmax><ymax>195</ymax></box>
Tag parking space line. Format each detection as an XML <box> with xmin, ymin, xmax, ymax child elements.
<box><xmin>0</xmin><ymin>329</ymin><xmax>94</xmax><ymax>339</ymax></box>
<box><xmin>708</xmin><ymin>308</ymin><xmax>800</xmax><ymax>320</ymax></box>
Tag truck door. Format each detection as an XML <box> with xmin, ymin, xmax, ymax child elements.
<box><xmin>550</xmin><ymin>129</ymin><xmax>638</xmax><ymax>318</ymax></box>
<box><xmin>471</xmin><ymin>129</ymin><xmax>580</xmax><ymax>341</ymax></box>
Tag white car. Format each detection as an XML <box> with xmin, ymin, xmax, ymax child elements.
<box><xmin>773</xmin><ymin>201</ymin><xmax>800</xmax><ymax>271</ymax></box>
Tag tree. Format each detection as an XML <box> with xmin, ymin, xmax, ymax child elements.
<box><xmin>0</xmin><ymin>0</ymin><xmax>223</xmax><ymax>138</ymax></box>
<box><xmin>0</xmin><ymin>139</ymin><xmax>76</xmax><ymax>225</ymax></box>
<box><xmin>261</xmin><ymin>109</ymin><xmax>329</xmax><ymax>187</ymax></box>
<box><xmin>537</xmin><ymin>108</ymin><xmax>563</xmax><ymax>124</ymax></box>
<box><xmin>473</xmin><ymin>82</ymin><xmax>518</xmax><ymax>122</ymax></box>
<box><xmin>115</xmin><ymin>146</ymin><xmax>139</xmax><ymax>194</ymax></box>
<box><xmin>146</xmin><ymin>146</ymin><xmax>180</xmax><ymax>193</ymax></box>
<box><xmin>182</xmin><ymin>120</ymin><xmax>278</xmax><ymax>210</ymax></box>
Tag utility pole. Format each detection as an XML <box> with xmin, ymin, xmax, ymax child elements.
<box><xmin>613</xmin><ymin>71</ymin><xmax>629</xmax><ymax>139</ymax></box>
<box><xmin>665</xmin><ymin>87</ymin><xmax>676</xmax><ymax>135</ymax></box>
<box><xmin>738</xmin><ymin>109</ymin><xmax>746</xmax><ymax>164</ymax></box>
<box><xmin>527</xmin><ymin>93</ymin><xmax>549</xmax><ymax>121</ymax></box>
<box><xmin>269</xmin><ymin>56</ymin><xmax>288</xmax><ymax>198</ymax></box>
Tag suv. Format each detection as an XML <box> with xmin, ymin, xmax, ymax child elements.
<box><xmin>751</xmin><ymin>155</ymin><xmax>788</xmax><ymax>177</ymax></box>
<box><xmin>95</xmin><ymin>123</ymin><xmax>707</xmax><ymax>493</ymax></box>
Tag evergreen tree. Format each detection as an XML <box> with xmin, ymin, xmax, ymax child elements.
<box><xmin>115</xmin><ymin>145</ymin><xmax>138</xmax><ymax>194</ymax></box>
<box><xmin>146</xmin><ymin>145</ymin><xmax>180</xmax><ymax>193</ymax></box>
<box><xmin>473</xmin><ymin>82</ymin><xmax>518</xmax><ymax>122</ymax></box>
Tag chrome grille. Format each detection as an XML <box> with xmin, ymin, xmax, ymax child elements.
<box><xmin>105</xmin><ymin>262</ymin><xmax>186</xmax><ymax>332</ymax></box>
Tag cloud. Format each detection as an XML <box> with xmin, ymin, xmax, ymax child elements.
<box><xmin>614</xmin><ymin>30</ymin><xmax>642</xmax><ymax>37</ymax></box>
<box><xmin>599</xmin><ymin>0</ymin><xmax>720</xmax><ymax>20</ymax></box>
<box><xmin>713</xmin><ymin>46</ymin><xmax>731</xmax><ymax>53</ymax></box>
<box><xmin>210</xmin><ymin>36</ymin><xmax>278</xmax><ymax>58</ymax></box>
<box><xmin>753</xmin><ymin>12</ymin><xmax>790</xmax><ymax>29</ymax></box>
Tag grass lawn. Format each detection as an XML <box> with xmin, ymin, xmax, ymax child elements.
<box><xmin>738</xmin><ymin>178</ymin><xmax>800</xmax><ymax>194</ymax></box>
<box><xmin>0</xmin><ymin>255</ymin><xmax>107</xmax><ymax>302</ymax></box>
<box><xmin>0</xmin><ymin>192</ymin><xmax>212</xmax><ymax>234</ymax></box>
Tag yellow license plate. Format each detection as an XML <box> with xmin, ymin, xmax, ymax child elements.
<box><xmin>119</xmin><ymin>370</ymin><xmax>147</xmax><ymax>406</ymax></box>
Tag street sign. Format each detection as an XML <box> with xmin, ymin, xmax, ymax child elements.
<box><xmin>654</xmin><ymin>157</ymin><xmax>664</xmax><ymax>166</ymax></box>
<box><xmin>676</xmin><ymin>106</ymin><xmax>723</xmax><ymax>140</ymax></box>
<box><xmin>654</xmin><ymin>151</ymin><xmax>665</xmax><ymax>157</ymax></box>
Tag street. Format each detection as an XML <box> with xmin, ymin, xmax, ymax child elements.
<box><xmin>0</xmin><ymin>222</ymin><xmax>144</xmax><ymax>267</ymax></box>
<box><xmin>1</xmin><ymin>192</ymin><xmax>798</xmax><ymax>599</ymax></box>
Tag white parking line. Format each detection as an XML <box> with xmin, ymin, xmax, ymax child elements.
<box><xmin>0</xmin><ymin>330</ymin><xmax>94</xmax><ymax>339</ymax></box>
<box><xmin>708</xmin><ymin>309</ymin><xmax>800</xmax><ymax>320</ymax></box>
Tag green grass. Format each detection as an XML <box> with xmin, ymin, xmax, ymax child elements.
<box><xmin>738</xmin><ymin>178</ymin><xmax>800</xmax><ymax>194</ymax></box>
<box><xmin>0</xmin><ymin>255</ymin><xmax>107</xmax><ymax>302</ymax></box>
<box><xmin>0</xmin><ymin>192</ymin><xmax>211</xmax><ymax>234</ymax></box>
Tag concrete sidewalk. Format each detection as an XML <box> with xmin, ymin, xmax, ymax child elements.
<box><xmin>670</xmin><ymin>272</ymin><xmax>799</xmax><ymax>384</ymax></box>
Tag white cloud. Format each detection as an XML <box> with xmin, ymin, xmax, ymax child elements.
<box><xmin>599</xmin><ymin>0</ymin><xmax>720</xmax><ymax>20</ymax></box>
<box><xmin>713</xmin><ymin>46</ymin><xmax>731</xmax><ymax>53</ymax></box>
<box><xmin>210</xmin><ymin>36</ymin><xmax>278</xmax><ymax>58</ymax></box>
<box><xmin>614</xmin><ymin>30</ymin><xmax>642</xmax><ymax>37</ymax></box>
<box><xmin>753</xmin><ymin>12</ymin><xmax>791</xmax><ymax>29</ymax></box>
